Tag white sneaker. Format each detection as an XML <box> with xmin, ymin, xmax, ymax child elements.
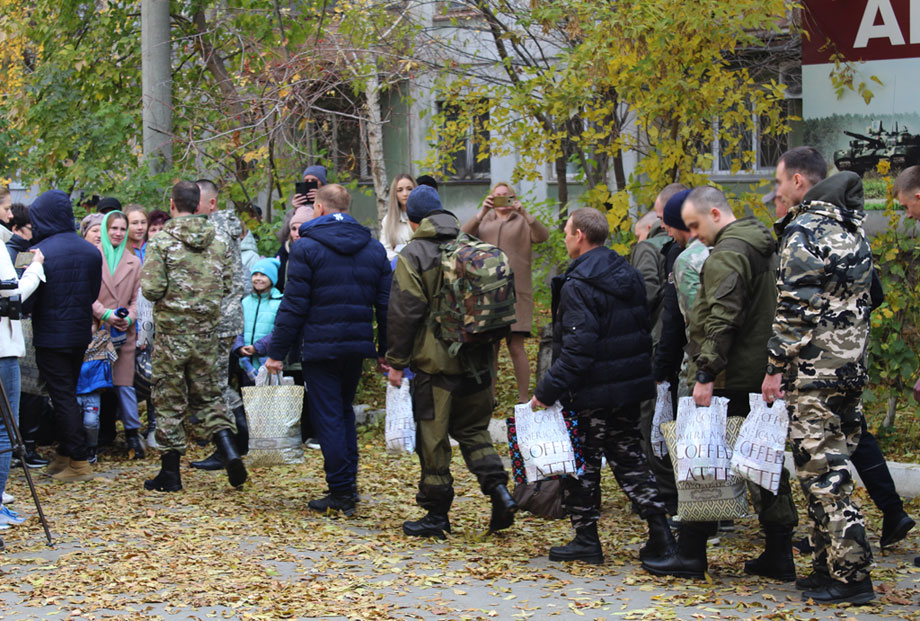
<box><xmin>1</xmin><ymin>492</ymin><xmax>13</xmax><ymax>505</ymax></box>
<box><xmin>145</xmin><ymin>430</ymin><xmax>159</xmax><ymax>450</ymax></box>
<box><xmin>304</xmin><ymin>438</ymin><xmax>321</xmax><ymax>450</ymax></box>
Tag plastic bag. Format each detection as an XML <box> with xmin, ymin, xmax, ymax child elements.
<box><xmin>650</xmin><ymin>381</ymin><xmax>673</xmax><ymax>458</ymax></box>
<box><xmin>730</xmin><ymin>394</ymin><xmax>789</xmax><ymax>494</ymax></box>
<box><xmin>513</xmin><ymin>402</ymin><xmax>577</xmax><ymax>482</ymax></box>
<box><xmin>675</xmin><ymin>395</ymin><xmax>731</xmax><ymax>482</ymax></box>
<box><xmin>385</xmin><ymin>378</ymin><xmax>415</xmax><ymax>454</ymax></box>
<box><xmin>241</xmin><ymin>366</ymin><xmax>305</xmax><ymax>466</ymax></box>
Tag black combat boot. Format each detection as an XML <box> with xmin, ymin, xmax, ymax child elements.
<box><xmin>641</xmin><ymin>524</ymin><xmax>708</xmax><ymax>578</ymax></box>
<box><xmin>549</xmin><ymin>522</ymin><xmax>604</xmax><ymax>564</ymax></box>
<box><xmin>189</xmin><ymin>450</ymin><xmax>224</xmax><ymax>471</ymax></box>
<box><xmin>803</xmin><ymin>576</ymin><xmax>875</xmax><ymax>605</ymax></box>
<box><xmin>744</xmin><ymin>525</ymin><xmax>796</xmax><ymax>582</ymax></box>
<box><xmin>796</xmin><ymin>565</ymin><xmax>830</xmax><ymax>591</ymax></box>
<box><xmin>639</xmin><ymin>513</ymin><xmax>678</xmax><ymax>561</ymax></box>
<box><xmin>144</xmin><ymin>451</ymin><xmax>182</xmax><ymax>492</ymax></box>
<box><xmin>880</xmin><ymin>509</ymin><xmax>915</xmax><ymax>549</ymax></box>
<box><xmin>232</xmin><ymin>405</ymin><xmax>249</xmax><ymax>456</ymax></box>
<box><xmin>488</xmin><ymin>484</ymin><xmax>517</xmax><ymax>533</ymax></box>
<box><xmin>403</xmin><ymin>512</ymin><xmax>451</xmax><ymax>539</ymax></box>
<box><xmin>125</xmin><ymin>429</ymin><xmax>145</xmax><ymax>460</ymax></box>
<box><xmin>213</xmin><ymin>429</ymin><xmax>247</xmax><ymax>488</ymax></box>
<box><xmin>308</xmin><ymin>491</ymin><xmax>357</xmax><ymax>517</ymax></box>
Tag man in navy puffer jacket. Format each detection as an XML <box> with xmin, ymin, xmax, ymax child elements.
<box><xmin>27</xmin><ymin>190</ymin><xmax>102</xmax><ymax>481</ymax></box>
<box><xmin>266</xmin><ymin>184</ymin><xmax>390</xmax><ymax>516</ymax></box>
<box><xmin>531</xmin><ymin>207</ymin><xmax>675</xmax><ymax>566</ymax></box>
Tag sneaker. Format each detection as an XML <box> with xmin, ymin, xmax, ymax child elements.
<box><xmin>145</xmin><ymin>430</ymin><xmax>159</xmax><ymax>450</ymax></box>
<box><xmin>0</xmin><ymin>523</ymin><xmax>9</xmax><ymax>531</ymax></box>
<box><xmin>1</xmin><ymin>492</ymin><xmax>14</xmax><ymax>505</ymax></box>
<box><xmin>304</xmin><ymin>438</ymin><xmax>321</xmax><ymax>450</ymax></box>
<box><xmin>0</xmin><ymin>506</ymin><xmax>26</xmax><ymax>526</ymax></box>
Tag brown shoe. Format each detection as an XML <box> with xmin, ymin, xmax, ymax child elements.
<box><xmin>44</xmin><ymin>452</ymin><xmax>69</xmax><ymax>476</ymax></box>
<box><xmin>52</xmin><ymin>459</ymin><xmax>94</xmax><ymax>482</ymax></box>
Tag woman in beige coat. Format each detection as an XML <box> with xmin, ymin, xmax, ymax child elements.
<box><xmin>462</xmin><ymin>182</ymin><xmax>549</xmax><ymax>403</ymax></box>
<box><xmin>92</xmin><ymin>211</ymin><xmax>144</xmax><ymax>458</ymax></box>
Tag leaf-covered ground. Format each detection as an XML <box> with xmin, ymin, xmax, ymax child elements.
<box><xmin>1</xmin><ymin>417</ymin><xmax>919</xmax><ymax>620</ymax></box>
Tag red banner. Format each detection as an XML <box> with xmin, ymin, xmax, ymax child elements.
<box><xmin>803</xmin><ymin>0</ymin><xmax>920</xmax><ymax>64</ymax></box>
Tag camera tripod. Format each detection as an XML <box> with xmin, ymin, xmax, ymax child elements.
<box><xmin>0</xmin><ymin>376</ymin><xmax>52</xmax><ymax>546</ymax></box>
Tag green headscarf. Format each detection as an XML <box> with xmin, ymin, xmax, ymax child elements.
<box><xmin>100</xmin><ymin>211</ymin><xmax>128</xmax><ymax>275</ymax></box>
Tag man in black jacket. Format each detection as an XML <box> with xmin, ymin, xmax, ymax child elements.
<box><xmin>531</xmin><ymin>208</ymin><xmax>675</xmax><ymax>565</ymax></box>
<box><xmin>28</xmin><ymin>190</ymin><xmax>102</xmax><ymax>482</ymax></box>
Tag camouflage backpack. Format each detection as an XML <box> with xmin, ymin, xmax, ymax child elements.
<box><xmin>432</xmin><ymin>232</ymin><xmax>516</xmax><ymax>356</ymax></box>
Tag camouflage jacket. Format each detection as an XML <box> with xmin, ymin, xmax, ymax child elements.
<box><xmin>386</xmin><ymin>212</ymin><xmax>493</xmax><ymax>378</ymax></box>
<box><xmin>768</xmin><ymin>172</ymin><xmax>872</xmax><ymax>391</ymax></box>
<box><xmin>209</xmin><ymin>209</ymin><xmax>245</xmax><ymax>338</ymax></box>
<box><xmin>673</xmin><ymin>238</ymin><xmax>709</xmax><ymax>323</ymax></box>
<box><xmin>141</xmin><ymin>215</ymin><xmax>233</xmax><ymax>335</ymax></box>
<box><xmin>687</xmin><ymin>217</ymin><xmax>778</xmax><ymax>391</ymax></box>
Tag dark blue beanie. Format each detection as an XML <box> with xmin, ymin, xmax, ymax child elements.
<box><xmin>301</xmin><ymin>165</ymin><xmax>327</xmax><ymax>185</ymax></box>
<box><xmin>662</xmin><ymin>189</ymin><xmax>691</xmax><ymax>231</ymax></box>
<box><xmin>406</xmin><ymin>185</ymin><xmax>443</xmax><ymax>223</ymax></box>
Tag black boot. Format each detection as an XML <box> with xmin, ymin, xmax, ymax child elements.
<box><xmin>213</xmin><ymin>429</ymin><xmax>247</xmax><ymax>488</ymax></box>
<box><xmin>641</xmin><ymin>524</ymin><xmax>707</xmax><ymax>578</ymax></box>
<box><xmin>144</xmin><ymin>451</ymin><xmax>182</xmax><ymax>492</ymax></box>
<box><xmin>744</xmin><ymin>525</ymin><xmax>796</xmax><ymax>582</ymax></box>
<box><xmin>796</xmin><ymin>565</ymin><xmax>830</xmax><ymax>591</ymax></box>
<box><xmin>308</xmin><ymin>491</ymin><xmax>356</xmax><ymax>517</ymax></box>
<box><xmin>403</xmin><ymin>512</ymin><xmax>451</xmax><ymax>539</ymax></box>
<box><xmin>232</xmin><ymin>405</ymin><xmax>249</xmax><ymax>456</ymax></box>
<box><xmin>640</xmin><ymin>513</ymin><xmax>678</xmax><ymax>561</ymax></box>
<box><xmin>125</xmin><ymin>429</ymin><xmax>146</xmax><ymax>460</ymax></box>
<box><xmin>189</xmin><ymin>450</ymin><xmax>224</xmax><ymax>471</ymax></box>
<box><xmin>880</xmin><ymin>509</ymin><xmax>915</xmax><ymax>549</ymax></box>
<box><xmin>803</xmin><ymin>576</ymin><xmax>875</xmax><ymax>605</ymax></box>
<box><xmin>488</xmin><ymin>484</ymin><xmax>517</xmax><ymax>533</ymax></box>
<box><xmin>549</xmin><ymin>523</ymin><xmax>604</xmax><ymax>564</ymax></box>
<box><xmin>23</xmin><ymin>442</ymin><xmax>49</xmax><ymax>468</ymax></box>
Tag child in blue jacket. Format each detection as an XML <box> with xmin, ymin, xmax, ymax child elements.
<box><xmin>234</xmin><ymin>258</ymin><xmax>284</xmax><ymax>383</ymax></box>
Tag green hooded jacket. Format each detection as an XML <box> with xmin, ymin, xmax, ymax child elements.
<box><xmin>687</xmin><ymin>216</ymin><xmax>778</xmax><ymax>391</ymax></box>
<box><xmin>140</xmin><ymin>214</ymin><xmax>233</xmax><ymax>335</ymax></box>
<box><xmin>385</xmin><ymin>212</ymin><xmax>493</xmax><ymax>378</ymax></box>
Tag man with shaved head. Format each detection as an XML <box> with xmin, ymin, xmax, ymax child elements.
<box><xmin>644</xmin><ymin>186</ymin><xmax>798</xmax><ymax>586</ymax></box>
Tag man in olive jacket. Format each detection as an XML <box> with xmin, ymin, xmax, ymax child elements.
<box><xmin>386</xmin><ymin>185</ymin><xmax>516</xmax><ymax>539</ymax></box>
<box><xmin>644</xmin><ymin>186</ymin><xmax>798</xmax><ymax>581</ymax></box>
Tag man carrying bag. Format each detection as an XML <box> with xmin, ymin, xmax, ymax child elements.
<box><xmin>530</xmin><ymin>207</ymin><xmax>675</xmax><ymax>566</ymax></box>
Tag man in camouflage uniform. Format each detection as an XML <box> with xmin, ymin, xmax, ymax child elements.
<box><xmin>531</xmin><ymin>207</ymin><xmax>675</xmax><ymax>566</ymax></box>
<box><xmin>645</xmin><ymin>186</ymin><xmax>798</xmax><ymax>581</ymax></box>
<box><xmin>386</xmin><ymin>185</ymin><xmax>516</xmax><ymax>539</ymax></box>
<box><xmin>762</xmin><ymin>147</ymin><xmax>875</xmax><ymax>604</ymax></box>
<box><xmin>189</xmin><ymin>179</ymin><xmax>249</xmax><ymax>471</ymax></box>
<box><xmin>141</xmin><ymin>181</ymin><xmax>246</xmax><ymax>492</ymax></box>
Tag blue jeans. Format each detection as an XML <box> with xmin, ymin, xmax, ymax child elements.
<box><xmin>116</xmin><ymin>385</ymin><xmax>141</xmax><ymax>431</ymax></box>
<box><xmin>0</xmin><ymin>357</ymin><xmax>22</xmax><ymax>498</ymax></box>
<box><xmin>78</xmin><ymin>391</ymin><xmax>101</xmax><ymax>448</ymax></box>
<box><xmin>303</xmin><ymin>356</ymin><xmax>363</xmax><ymax>493</ymax></box>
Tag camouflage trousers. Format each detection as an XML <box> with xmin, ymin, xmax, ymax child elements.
<box><xmin>412</xmin><ymin>371</ymin><xmax>508</xmax><ymax>514</ymax></box>
<box><xmin>217</xmin><ymin>335</ymin><xmax>243</xmax><ymax>412</ymax></box>
<box><xmin>565</xmin><ymin>403</ymin><xmax>667</xmax><ymax>529</ymax></box>
<box><xmin>788</xmin><ymin>388</ymin><xmax>873</xmax><ymax>582</ymax></box>
<box><xmin>152</xmin><ymin>332</ymin><xmax>236</xmax><ymax>454</ymax></box>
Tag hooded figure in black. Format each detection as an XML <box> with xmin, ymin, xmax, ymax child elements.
<box><xmin>27</xmin><ymin>189</ymin><xmax>102</xmax><ymax>482</ymax></box>
<box><xmin>531</xmin><ymin>207</ymin><xmax>675</xmax><ymax>566</ymax></box>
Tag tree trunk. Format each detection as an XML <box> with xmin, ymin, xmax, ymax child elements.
<box><xmin>882</xmin><ymin>394</ymin><xmax>898</xmax><ymax>428</ymax></box>
<box><xmin>555</xmin><ymin>154</ymin><xmax>568</xmax><ymax>227</ymax></box>
<box><xmin>364</xmin><ymin>70</ymin><xmax>388</xmax><ymax>227</ymax></box>
<box><xmin>141</xmin><ymin>0</ymin><xmax>172</xmax><ymax>172</ymax></box>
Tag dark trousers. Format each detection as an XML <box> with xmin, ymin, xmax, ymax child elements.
<box><xmin>36</xmin><ymin>347</ymin><xmax>87</xmax><ymax>461</ymax></box>
<box><xmin>566</xmin><ymin>403</ymin><xmax>668</xmax><ymax>529</ymax></box>
<box><xmin>852</xmin><ymin>416</ymin><xmax>902</xmax><ymax>515</ymax></box>
<box><xmin>19</xmin><ymin>392</ymin><xmax>54</xmax><ymax>446</ymax></box>
<box><xmin>303</xmin><ymin>356</ymin><xmax>363</xmax><ymax>493</ymax></box>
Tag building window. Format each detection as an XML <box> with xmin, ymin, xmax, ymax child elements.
<box><xmin>308</xmin><ymin>110</ymin><xmax>371</xmax><ymax>182</ymax></box>
<box><xmin>701</xmin><ymin>99</ymin><xmax>796</xmax><ymax>176</ymax></box>
<box><xmin>437</xmin><ymin>101</ymin><xmax>490</xmax><ymax>180</ymax></box>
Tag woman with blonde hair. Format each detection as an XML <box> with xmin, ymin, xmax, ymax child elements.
<box><xmin>380</xmin><ymin>174</ymin><xmax>416</xmax><ymax>260</ymax></box>
<box><xmin>462</xmin><ymin>182</ymin><xmax>549</xmax><ymax>404</ymax></box>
